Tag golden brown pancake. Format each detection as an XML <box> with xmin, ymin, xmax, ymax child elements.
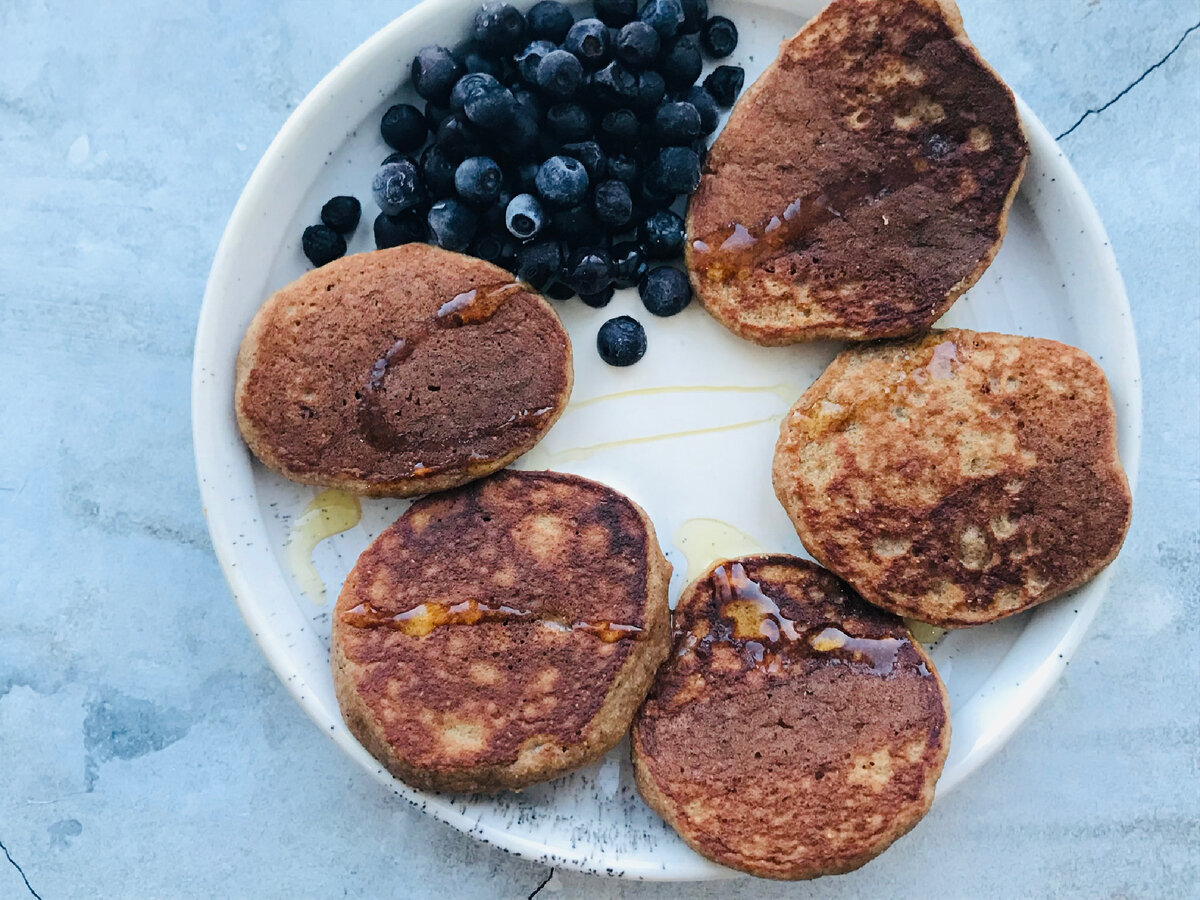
<box><xmin>632</xmin><ymin>555</ymin><xmax>949</xmax><ymax>879</ymax></box>
<box><xmin>686</xmin><ymin>0</ymin><xmax>1028</xmax><ymax>344</ymax></box>
<box><xmin>235</xmin><ymin>244</ymin><xmax>572</xmax><ymax>497</ymax></box>
<box><xmin>331</xmin><ymin>469</ymin><xmax>671</xmax><ymax>793</ymax></box>
<box><xmin>773</xmin><ymin>329</ymin><xmax>1132</xmax><ymax>627</ymax></box>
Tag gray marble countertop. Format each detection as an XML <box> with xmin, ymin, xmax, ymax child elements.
<box><xmin>1</xmin><ymin>1</ymin><xmax>1196</xmax><ymax>897</ymax></box>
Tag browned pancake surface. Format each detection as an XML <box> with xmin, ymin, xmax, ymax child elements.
<box><xmin>236</xmin><ymin>244</ymin><xmax>572</xmax><ymax>496</ymax></box>
<box><xmin>773</xmin><ymin>329</ymin><xmax>1132</xmax><ymax>626</ymax></box>
<box><xmin>332</xmin><ymin>470</ymin><xmax>671</xmax><ymax>793</ymax></box>
<box><xmin>632</xmin><ymin>556</ymin><xmax>949</xmax><ymax>879</ymax></box>
<box><xmin>686</xmin><ymin>0</ymin><xmax>1028</xmax><ymax>343</ymax></box>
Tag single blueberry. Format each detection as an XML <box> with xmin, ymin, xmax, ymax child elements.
<box><xmin>634</xmin><ymin>172</ymin><xmax>676</xmax><ymax>209</ymax></box>
<box><xmin>700</xmin><ymin>15</ymin><xmax>737</xmax><ymax>57</ymax></box>
<box><xmin>380</xmin><ymin>103</ymin><xmax>427</xmax><ymax>153</ymax></box>
<box><xmin>654</xmin><ymin>100</ymin><xmax>701</xmax><ymax>144</ymax></box>
<box><xmin>468</xmin><ymin>231</ymin><xmax>508</xmax><ymax>265</ymax></box>
<box><xmin>631</xmin><ymin>69</ymin><xmax>667</xmax><ymax>112</ymax></box>
<box><xmin>549</xmin><ymin>202</ymin><xmax>602</xmax><ymax>242</ymax></box>
<box><xmin>579</xmin><ymin>285</ymin><xmax>616</xmax><ymax>308</ymax></box>
<box><xmin>683</xmin><ymin>85</ymin><xmax>719</xmax><ymax>134</ymax></box>
<box><xmin>638</xmin><ymin>208</ymin><xmax>686</xmax><ymax>258</ymax></box>
<box><xmin>590</xmin><ymin>60</ymin><xmax>639</xmax><ymax>107</ymax></box>
<box><xmin>321</xmin><ymin>196</ymin><xmax>361</xmax><ymax>234</ymax></box>
<box><xmin>546</xmin><ymin>102</ymin><xmax>593</xmax><ymax>141</ymax></box>
<box><xmin>454</xmin><ymin>156</ymin><xmax>504</xmax><ymax>207</ymax></box>
<box><xmin>645</xmin><ymin>145</ymin><xmax>700</xmax><ymax>195</ymax></box>
<box><xmin>514</xmin><ymin>240</ymin><xmax>565</xmax><ymax>289</ymax></box>
<box><xmin>561</xmin><ymin>140</ymin><xmax>607</xmax><ymax>183</ymax></box>
<box><xmin>564</xmin><ymin>246</ymin><xmax>614</xmax><ymax>295</ymax></box>
<box><xmin>472</xmin><ymin>2</ymin><xmax>527</xmax><ymax>55</ymax></box>
<box><xmin>450</xmin><ymin>72</ymin><xmax>496</xmax><ymax>115</ymax></box>
<box><xmin>412</xmin><ymin>46</ymin><xmax>464</xmax><ymax>105</ymax></box>
<box><xmin>421</xmin><ymin>144</ymin><xmax>459</xmax><ymax>198</ymax></box>
<box><xmin>372</xmin><ymin>158</ymin><xmax>427</xmax><ymax>215</ymax></box>
<box><xmin>596</xmin><ymin>315</ymin><xmax>647</xmax><ymax>366</ymax></box>
<box><xmin>593</xmin><ymin>179</ymin><xmax>634</xmax><ymax>227</ymax></box>
<box><xmin>505</xmin><ymin>193</ymin><xmax>545</xmax><ymax>240</ymax></box>
<box><xmin>594</xmin><ymin>0</ymin><xmax>638</xmax><ymax>27</ymax></box>
<box><xmin>610</xmin><ymin>240</ymin><xmax>648</xmax><ymax>287</ymax></box>
<box><xmin>535</xmin><ymin>155</ymin><xmax>590</xmax><ymax>208</ymax></box>
<box><xmin>536</xmin><ymin>49</ymin><xmax>584</xmax><ymax>99</ymax></box>
<box><xmin>678</xmin><ymin>0</ymin><xmax>708</xmax><ymax>34</ymax></box>
<box><xmin>564</xmin><ymin>18</ymin><xmax>611</xmax><ymax>70</ymax></box>
<box><xmin>638</xmin><ymin>265</ymin><xmax>692</xmax><ymax>315</ymax></box>
<box><xmin>373</xmin><ymin>211</ymin><xmax>426</xmax><ymax>249</ymax></box>
<box><xmin>527</xmin><ymin>0</ymin><xmax>574</xmax><ymax>43</ymax></box>
<box><xmin>606</xmin><ymin>153</ymin><xmax>639</xmax><ymax>184</ymax></box>
<box><xmin>427</xmin><ymin>198</ymin><xmax>479</xmax><ymax>251</ymax></box>
<box><xmin>545</xmin><ymin>280</ymin><xmax>576</xmax><ymax>300</ymax></box>
<box><xmin>598</xmin><ymin>108</ymin><xmax>640</xmax><ymax>152</ymax></box>
<box><xmin>301</xmin><ymin>224</ymin><xmax>346</xmax><ymax>267</ymax></box>
<box><xmin>464</xmin><ymin>80</ymin><xmax>519</xmax><ymax>130</ymax></box>
<box><xmin>638</xmin><ymin>0</ymin><xmax>684</xmax><ymax>41</ymax></box>
<box><xmin>435</xmin><ymin>115</ymin><xmax>483</xmax><ymax>162</ymax></box>
<box><xmin>614</xmin><ymin>21</ymin><xmax>660</xmax><ymax>70</ymax></box>
<box><xmin>658</xmin><ymin>33</ymin><xmax>703</xmax><ymax>90</ymax></box>
<box><xmin>703</xmin><ymin>64</ymin><xmax>744</xmax><ymax>106</ymax></box>
<box><xmin>515</xmin><ymin>40</ymin><xmax>558</xmax><ymax>84</ymax></box>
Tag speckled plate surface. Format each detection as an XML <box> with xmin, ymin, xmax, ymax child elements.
<box><xmin>192</xmin><ymin>0</ymin><xmax>1141</xmax><ymax>881</ymax></box>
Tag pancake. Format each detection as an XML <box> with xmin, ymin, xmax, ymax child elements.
<box><xmin>331</xmin><ymin>469</ymin><xmax>671</xmax><ymax>793</ymax></box>
<box><xmin>235</xmin><ymin>244</ymin><xmax>572</xmax><ymax>497</ymax></box>
<box><xmin>685</xmin><ymin>0</ymin><xmax>1028</xmax><ymax>344</ymax></box>
<box><xmin>632</xmin><ymin>555</ymin><xmax>949</xmax><ymax>879</ymax></box>
<box><xmin>772</xmin><ymin>329</ymin><xmax>1132</xmax><ymax>627</ymax></box>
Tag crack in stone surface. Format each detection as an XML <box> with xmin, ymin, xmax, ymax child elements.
<box><xmin>527</xmin><ymin>867</ymin><xmax>554</xmax><ymax>899</ymax></box>
<box><xmin>0</xmin><ymin>839</ymin><xmax>43</xmax><ymax>900</ymax></box>
<box><xmin>1057</xmin><ymin>21</ymin><xmax>1200</xmax><ymax>139</ymax></box>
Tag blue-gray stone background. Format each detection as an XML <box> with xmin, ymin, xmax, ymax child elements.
<box><xmin>1</xmin><ymin>1</ymin><xmax>1196</xmax><ymax>897</ymax></box>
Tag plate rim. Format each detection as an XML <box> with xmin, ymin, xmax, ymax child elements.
<box><xmin>191</xmin><ymin>0</ymin><xmax>1142</xmax><ymax>881</ymax></box>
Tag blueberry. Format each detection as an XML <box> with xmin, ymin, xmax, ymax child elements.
<box><xmin>372</xmin><ymin>158</ymin><xmax>427</xmax><ymax>215</ymax></box>
<box><xmin>593</xmin><ymin>179</ymin><xmax>634</xmax><ymax>227</ymax></box>
<box><xmin>527</xmin><ymin>0</ymin><xmax>574</xmax><ymax>43</ymax></box>
<box><xmin>606</xmin><ymin>153</ymin><xmax>639</xmax><ymax>184</ymax></box>
<box><xmin>549</xmin><ymin>202</ymin><xmax>602</xmax><ymax>242</ymax></box>
<box><xmin>631</xmin><ymin>69</ymin><xmax>667</xmax><ymax>112</ymax></box>
<box><xmin>645</xmin><ymin>145</ymin><xmax>700</xmax><ymax>195</ymax></box>
<box><xmin>424</xmin><ymin>100</ymin><xmax>451</xmax><ymax>132</ymax></box>
<box><xmin>700</xmin><ymin>15</ymin><xmax>737</xmax><ymax>57</ymax></box>
<box><xmin>535</xmin><ymin>155</ymin><xmax>590</xmax><ymax>208</ymax></box>
<box><xmin>380</xmin><ymin>103</ymin><xmax>427</xmax><ymax>153</ymax></box>
<box><xmin>564</xmin><ymin>246</ymin><xmax>613</xmax><ymax>295</ymax></box>
<box><xmin>301</xmin><ymin>224</ymin><xmax>346</xmax><ymax>267</ymax></box>
<box><xmin>536</xmin><ymin>49</ymin><xmax>584</xmax><ymax>99</ymax></box>
<box><xmin>561</xmin><ymin>140</ymin><xmax>607</xmax><ymax>182</ymax></box>
<box><xmin>639</xmin><ymin>265</ymin><xmax>692</xmax><ymax>315</ymax></box>
<box><xmin>564</xmin><ymin>18</ymin><xmax>611</xmax><ymax>70</ymax></box>
<box><xmin>546</xmin><ymin>102</ymin><xmax>593</xmax><ymax>141</ymax></box>
<box><xmin>412</xmin><ymin>46</ymin><xmax>464</xmax><ymax>105</ymax></box>
<box><xmin>614</xmin><ymin>21</ymin><xmax>660</xmax><ymax>70</ymax></box>
<box><xmin>597</xmin><ymin>315</ymin><xmax>647</xmax><ymax>366</ymax></box>
<box><xmin>610</xmin><ymin>240</ymin><xmax>648</xmax><ymax>287</ymax></box>
<box><xmin>580</xmin><ymin>285</ymin><xmax>616</xmax><ymax>308</ymax></box>
<box><xmin>638</xmin><ymin>0</ymin><xmax>684</xmax><ymax>41</ymax></box>
<box><xmin>654</xmin><ymin>100</ymin><xmax>701</xmax><ymax>144</ymax></box>
<box><xmin>435</xmin><ymin>115</ymin><xmax>483</xmax><ymax>162</ymax></box>
<box><xmin>502</xmin><ymin>110</ymin><xmax>541</xmax><ymax>156</ymax></box>
<box><xmin>638</xmin><ymin>208</ymin><xmax>685</xmax><ymax>258</ymax></box>
<box><xmin>512</xmin><ymin>87</ymin><xmax>543</xmax><ymax>119</ymax></box>
<box><xmin>421</xmin><ymin>144</ymin><xmax>458</xmax><ymax>198</ymax></box>
<box><xmin>461</xmin><ymin>47</ymin><xmax>503</xmax><ymax>78</ymax></box>
<box><xmin>450</xmin><ymin>73</ymin><xmax>494</xmax><ymax>115</ymax></box>
<box><xmin>321</xmin><ymin>196</ymin><xmax>361</xmax><ymax>234</ymax></box>
<box><xmin>659</xmin><ymin>33</ymin><xmax>703</xmax><ymax>90</ymax></box>
<box><xmin>472</xmin><ymin>2</ymin><xmax>527</xmax><ymax>55</ymax></box>
<box><xmin>703</xmin><ymin>65</ymin><xmax>744</xmax><ymax>107</ymax></box>
<box><xmin>598</xmin><ymin>108</ymin><xmax>640</xmax><ymax>152</ymax></box>
<box><xmin>678</xmin><ymin>0</ymin><xmax>708</xmax><ymax>34</ymax></box>
<box><xmin>454</xmin><ymin>156</ymin><xmax>503</xmax><ymax>207</ymax></box>
<box><xmin>545</xmin><ymin>280</ymin><xmax>576</xmax><ymax>300</ymax></box>
<box><xmin>514</xmin><ymin>240</ymin><xmax>565</xmax><ymax>289</ymax></box>
<box><xmin>594</xmin><ymin>0</ymin><xmax>638</xmax><ymax>27</ymax></box>
<box><xmin>483</xmin><ymin>190</ymin><xmax>512</xmax><ymax>233</ymax></box>
<box><xmin>683</xmin><ymin>85</ymin><xmax>719</xmax><ymax>134</ymax></box>
<box><xmin>468</xmin><ymin>231</ymin><xmax>508</xmax><ymax>265</ymax></box>
<box><xmin>373</xmin><ymin>211</ymin><xmax>426</xmax><ymax>249</ymax></box>
<box><xmin>464</xmin><ymin>80</ymin><xmax>519</xmax><ymax>130</ymax></box>
<box><xmin>515</xmin><ymin>40</ymin><xmax>558</xmax><ymax>84</ymax></box>
<box><xmin>505</xmin><ymin>192</ymin><xmax>545</xmax><ymax>240</ymax></box>
<box><xmin>427</xmin><ymin>198</ymin><xmax>479</xmax><ymax>251</ymax></box>
<box><xmin>590</xmin><ymin>60</ymin><xmax>639</xmax><ymax>107</ymax></box>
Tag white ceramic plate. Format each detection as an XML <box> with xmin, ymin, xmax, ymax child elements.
<box><xmin>192</xmin><ymin>0</ymin><xmax>1141</xmax><ymax>880</ymax></box>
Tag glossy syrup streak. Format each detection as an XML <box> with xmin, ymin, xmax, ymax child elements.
<box><xmin>355</xmin><ymin>282</ymin><xmax>553</xmax><ymax>459</ymax></box>
<box><xmin>285</xmin><ymin>489</ymin><xmax>362</xmax><ymax>603</ymax></box>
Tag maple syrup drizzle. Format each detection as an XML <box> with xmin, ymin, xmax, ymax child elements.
<box><xmin>285</xmin><ymin>490</ymin><xmax>362</xmax><ymax>604</ymax></box>
<box><xmin>673</xmin><ymin>518</ymin><xmax>766</xmax><ymax>583</ymax></box>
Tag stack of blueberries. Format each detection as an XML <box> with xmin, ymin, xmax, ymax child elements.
<box><xmin>302</xmin><ymin>0</ymin><xmax>743</xmax><ymax>364</ymax></box>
